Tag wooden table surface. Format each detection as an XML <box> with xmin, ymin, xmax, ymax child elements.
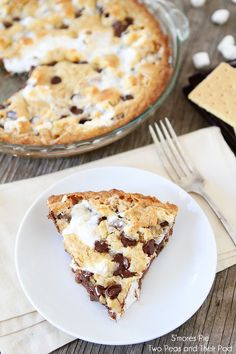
<box><xmin>1</xmin><ymin>1</ymin><xmax>235</xmax><ymax>353</ymax></box>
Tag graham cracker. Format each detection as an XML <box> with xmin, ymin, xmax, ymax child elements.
<box><xmin>188</xmin><ymin>63</ymin><xmax>236</xmax><ymax>132</ymax></box>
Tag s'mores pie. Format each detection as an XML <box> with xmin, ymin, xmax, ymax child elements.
<box><xmin>47</xmin><ymin>189</ymin><xmax>178</xmax><ymax>320</ymax></box>
<box><xmin>0</xmin><ymin>0</ymin><xmax>171</xmax><ymax>145</ymax></box>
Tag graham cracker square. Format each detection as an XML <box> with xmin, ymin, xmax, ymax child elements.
<box><xmin>188</xmin><ymin>63</ymin><xmax>236</xmax><ymax>131</ymax></box>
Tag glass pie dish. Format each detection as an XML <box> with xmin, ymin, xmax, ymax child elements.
<box><xmin>0</xmin><ymin>0</ymin><xmax>189</xmax><ymax>158</ymax></box>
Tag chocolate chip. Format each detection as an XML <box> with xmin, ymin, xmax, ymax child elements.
<box><xmin>113</xmin><ymin>253</ymin><xmax>124</xmax><ymax>264</ymax></box>
<box><xmin>113</xmin><ymin>254</ymin><xmax>134</xmax><ymax>278</ymax></box>
<box><xmin>113</xmin><ymin>254</ymin><xmax>130</xmax><ymax>269</ymax></box>
<box><xmin>51</xmin><ymin>76</ymin><xmax>62</xmax><ymax>84</ymax></box>
<box><xmin>0</xmin><ymin>104</ymin><xmax>5</xmax><ymax>110</ymax></box>
<box><xmin>7</xmin><ymin>110</ymin><xmax>17</xmax><ymax>119</ymax></box>
<box><xmin>79</xmin><ymin>119</ymin><xmax>90</xmax><ymax>124</ymax></box>
<box><xmin>98</xmin><ymin>216</ymin><xmax>107</xmax><ymax>223</ymax></box>
<box><xmin>59</xmin><ymin>114</ymin><xmax>68</xmax><ymax>119</ymax></box>
<box><xmin>112</xmin><ymin>17</ymin><xmax>133</xmax><ymax>37</ymax></box>
<box><xmin>95</xmin><ymin>68</ymin><xmax>103</xmax><ymax>73</ymax></box>
<box><xmin>106</xmin><ymin>284</ymin><xmax>122</xmax><ymax>299</ymax></box>
<box><xmin>94</xmin><ymin>240</ymin><xmax>109</xmax><ymax>253</ymax></box>
<box><xmin>60</xmin><ymin>24</ymin><xmax>69</xmax><ymax>29</ymax></box>
<box><xmin>75</xmin><ymin>270</ymin><xmax>93</xmax><ymax>281</ymax></box>
<box><xmin>95</xmin><ymin>285</ymin><xmax>106</xmax><ymax>297</ymax></box>
<box><xmin>113</xmin><ymin>268</ymin><xmax>123</xmax><ymax>277</ymax></box>
<box><xmin>105</xmin><ymin>13</ymin><xmax>110</xmax><ymax>18</ymax></box>
<box><xmin>120</xmin><ymin>233</ymin><xmax>137</xmax><ymax>247</ymax></box>
<box><xmin>75</xmin><ymin>9</ymin><xmax>83</xmax><ymax>18</ymax></box>
<box><xmin>115</xmin><ymin>269</ymin><xmax>135</xmax><ymax>278</ymax></box>
<box><xmin>83</xmin><ymin>271</ymin><xmax>93</xmax><ymax>278</ymax></box>
<box><xmin>57</xmin><ymin>212</ymin><xmax>71</xmax><ymax>223</ymax></box>
<box><xmin>70</xmin><ymin>106</ymin><xmax>83</xmax><ymax>115</ymax></box>
<box><xmin>121</xmin><ymin>95</ymin><xmax>134</xmax><ymax>101</ymax></box>
<box><xmin>112</xmin><ymin>21</ymin><xmax>125</xmax><ymax>37</ymax></box>
<box><xmin>123</xmin><ymin>257</ymin><xmax>130</xmax><ymax>269</ymax></box>
<box><xmin>47</xmin><ymin>61</ymin><xmax>57</xmax><ymax>67</ymax></box>
<box><xmin>89</xmin><ymin>293</ymin><xmax>97</xmax><ymax>301</ymax></box>
<box><xmin>143</xmin><ymin>239</ymin><xmax>156</xmax><ymax>256</ymax></box>
<box><xmin>74</xmin><ymin>270</ymin><xmax>101</xmax><ymax>302</ymax></box>
<box><xmin>89</xmin><ymin>290</ymin><xmax>99</xmax><ymax>301</ymax></box>
<box><xmin>126</xmin><ymin>17</ymin><xmax>134</xmax><ymax>26</ymax></box>
<box><xmin>156</xmin><ymin>243</ymin><xmax>164</xmax><ymax>253</ymax></box>
<box><xmin>75</xmin><ymin>270</ymin><xmax>93</xmax><ymax>283</ymax></box>
<box><xmin>160</xmin><ymin>221</ymin><xmax>169</xmax><ymax>227</ymax></box>
<box><xmin>13</xmin><ymin>17</ymin><xmax>20</xmax><ymax>21</ymax></box>
<box><xmin>3</xmin><ymin>21</ymin><xmax>12</xmax><ymax>28</ymax></box>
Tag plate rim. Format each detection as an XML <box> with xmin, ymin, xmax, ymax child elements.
<box><xmin>15</xmin><ymin>166</ymin><xmax>217</xmax><ymax>345</ymax></box>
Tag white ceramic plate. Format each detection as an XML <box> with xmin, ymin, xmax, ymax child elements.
<box><xmin>16</xmin><ymin>166</ymin><xmax>217</xmax><ymax>345</ymax></box>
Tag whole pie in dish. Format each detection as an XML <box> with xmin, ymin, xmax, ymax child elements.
<box><xmin>47</xmin><ymin>189</ymin><xmax>178</xmax><ymax>320</ymax></box>
<box><xmin>0</xmin><ymin>0</ymin><xmax>171</xmax><ymax>145</ymax></box>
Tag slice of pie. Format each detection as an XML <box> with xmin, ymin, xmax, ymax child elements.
<box><xmin>47</xmin><ymin>189</ymin><xmax>178</xmax><ymax>320</ymax></box>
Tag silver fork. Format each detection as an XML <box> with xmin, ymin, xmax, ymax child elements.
<box><xmin>149</xmin><ymin>117</ymin><xmax>236</xmax><ymax>246</ymax></box>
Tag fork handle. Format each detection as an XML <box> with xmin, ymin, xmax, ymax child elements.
<box><xmin>197</xmin><ymin>190</ymin><xmax>236</xmax><ymax>246</ymax></box>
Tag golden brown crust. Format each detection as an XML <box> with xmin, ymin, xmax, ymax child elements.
<box><xmin>0</xmin><ymin>0</ymin><xmax>171</xmax><ymax>146</ymax></box>
<box><xmin>47</xmin><ymin>189</ymin><xmax>178</xmax><ymax>218</ymax></box>
<box><xmin>47</xmin><ymin>189</ymin><xmax>178</xmax><ymax>319</ymax></box>
<box><xmin>48</xmin><ymin>188</ymin><xmax>177</xmax><ymax>204</ymax></box>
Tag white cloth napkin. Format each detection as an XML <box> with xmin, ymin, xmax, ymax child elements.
<box><xmin>0</xmin><ymin>126</ymin><xmax>235</xmax><ymax>354</ymax></box>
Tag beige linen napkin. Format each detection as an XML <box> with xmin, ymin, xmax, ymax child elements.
<box><xmin>0</xmin><ymin>126</ymin><xmax>235</xmax><ymax>354</ymax></box>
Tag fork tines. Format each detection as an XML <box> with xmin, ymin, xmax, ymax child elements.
<box><xmin>149</xmin><ymin>118</ymin><xmax>199</xmax><ymax>182</ymax></box>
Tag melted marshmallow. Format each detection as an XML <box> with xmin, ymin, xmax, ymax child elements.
<box><xmin>4</xmin><ymin>36</ymin><xmax>79</xmax><ymax>73</ymax></box>
<box><xmin>124</xmin><ymin>280</ymin><xmax>140</xmax><ymax>311</ymax></box>
<box><xmin>4</xmin><ymin>26</ymin><xmax>162</xmax><ymax>76</ymax></box>
<box><xmin>81</xmin><ymin>261</ymin><xmax>109</xmax><ymax>276</ymax></box>
<box><xmin>62</xmin><ymin>200</ymin><xmax>100</xmax><ymax>247</ymax></box>
<box><xmin>70</xmin><ymin>253</ymin><xmax>109</xmax><ymax>276</ymax></box>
